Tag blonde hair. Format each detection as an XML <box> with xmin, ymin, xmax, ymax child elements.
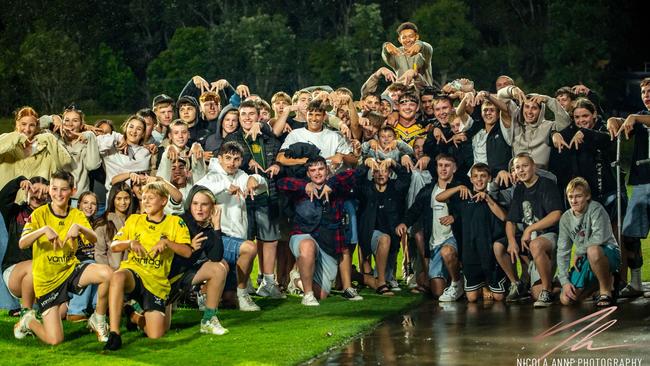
<box><xmin>14</xmin><ymin>106</ymin><xmax>39</xmax><ymax>131</ymax></box>
<box><xmin>565</xmin><ymin>177</ymin><xmax>591</xmax><ymax>197</ymax></box>
<box><xmin>142</xmin><ymin>182</ymin><xmax>169</xmax><ymax>199</ymax></box>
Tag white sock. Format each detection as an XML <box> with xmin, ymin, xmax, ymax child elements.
<box><xmin>263</xmin><ymin>273</ymin><xmax>275</xmax><ymax>285</ymax></box>
<box><xmin>631</xmin><ymin>268</ymin><xmax>642</xmax><ymax>289</ymax></box>
<box><xmin>236</xmin><ymin>287</ymin><xmax>248</xmax><ymax>297</ymax></box>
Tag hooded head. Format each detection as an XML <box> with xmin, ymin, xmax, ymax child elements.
<box><xmin>177</xmin><ymin>96</ymin><xmax>199</xmax><ymax>127</ymax></box>
<box><xmin>183</xmin><ymin>184</ymin><xmax>217</xmax><ymax>223</ymax></box>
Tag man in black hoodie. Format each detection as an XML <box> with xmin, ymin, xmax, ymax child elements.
<box><xmin>166</xmin><ymin>186</ymin><xmax>228</xmax><ymax>335</ymax></box>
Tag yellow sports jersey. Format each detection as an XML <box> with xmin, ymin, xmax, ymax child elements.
<box><xmin>22</xmin><ymin>205</ymin><xmax>91</xmax><ymax>298</ymax></box>
<box><xmin>393</xmin><ymin>122</ymin><xmax>427</xmax><ymax>146</ymax></box>
<box><xmin>114</xmin><ymin>214</ymin><xmax>191</xmax><ymax>299</ymax></box>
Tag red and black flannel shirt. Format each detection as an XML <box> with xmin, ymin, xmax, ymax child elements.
<box><xmin>277</xmin><ymin>169</ymin><xmax>355</xmax><ymax>256</ymax></box>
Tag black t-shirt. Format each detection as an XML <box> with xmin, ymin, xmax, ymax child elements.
<box><xmin>506</xmin><ymin>176</ymin><xmax>563</xmax><ymax>234</ymax></box>
<box><xmin>374</xmin><ymin>193</ymin><xmax>392</xmax><ymax>235</ymax></box>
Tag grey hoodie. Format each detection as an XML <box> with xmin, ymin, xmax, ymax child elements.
<box><xmin>556</xmin><ymin>200</ymin><xmax>619</xmax><ymax>286</ymax></box>
<box><xmin>498</xmin><ymin>88</ymin><xmax>571</xmax><ymax>168</ymax></box>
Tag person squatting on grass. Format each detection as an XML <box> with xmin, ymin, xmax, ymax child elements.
<box><xmin>5</xmin><ymin>21</ymin><xmax>650</xmax><ymax>351</ymax></box>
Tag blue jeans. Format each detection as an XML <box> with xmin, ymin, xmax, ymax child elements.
<box><xmin>343</xmin><ymin>200</ymin><xmax>358</xmax><ymax>245</ymax></box>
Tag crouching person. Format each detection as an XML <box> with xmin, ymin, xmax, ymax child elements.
<box><xmin>104</xmin><ymin>182</ymin><xmax>191</xmax><ymax>350</ymax></box>
<box><xmin>166</xmin><ymin>186</ymin><xmax>229</xmax><ymax>335</ymax></box>
<box><xmin>558</xmin><ymin>178</ymin><xmax>621</xmax><ymax>307</ymax></box>
<box><xmin>14</xmin><ymin>171</ymin><xmax>112</xmax><ymax>345</ymax></box>
<box><xmin>277</xmin><ymin>157</ymin><xmax>355</xmax><ymax>306</ymax></box>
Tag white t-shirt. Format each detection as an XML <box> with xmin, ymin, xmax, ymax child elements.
<box><xmin>430</xmin><ymin>184</ymin><xmax>454</xmax><ymax>248</ymax></box>
<box><xmin>280</xmin><ymin>127</ymin><xmax>351</xmax><ymax>158</ymax></box>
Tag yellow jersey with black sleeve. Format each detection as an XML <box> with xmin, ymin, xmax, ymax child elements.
<box><xmin>393</xmin><ymin>122</ymin><xmax>427</xmax><ymax>146</ymax></box>
<box><xmin>114</xmin><ymin>214</ymin><xmax>191</xmax><ymax>300</ymax></box>
<box><xmin>21</xmin><ymin>204</ymin><xmax>91</xmax><ymax>298</ymax></box>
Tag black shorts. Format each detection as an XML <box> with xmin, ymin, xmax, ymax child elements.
<box><xmin>36</xmin><ymin>262</ymin><xmax>91</xmax><ymax>314</ymax></box>
<box><xmin>167</xmin><ymin>267</ymin><xmax>200</xmax><ymax>305</ymax></box>
<box><xmin>494</xmin><ymin>235</ymin><xmax>530</xmax><ymax>257</ymax></box>
<box><xmin>463</xmin><ymin>263</ymin><xmax>509</xmax><ymax>294</ymax></box>
<box><xmin>125</xmin><ymin>269</ymin><xmax>166</xmax><ymax>313</ymax></box>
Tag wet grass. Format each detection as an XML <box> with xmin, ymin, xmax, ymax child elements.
<box><xmin>0</xmin><ymin>289</ymin><xmax>422</xmax><ymax>366</ymax></box>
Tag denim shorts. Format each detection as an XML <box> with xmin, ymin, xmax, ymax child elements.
<box><xmin>223</xmin><ymin>236</ymin><xmax>245</xmax><ymax>290</ymax></box>
<box><xmin>428</xmin><ymin>236</ymin><xmax>458</xmax><ymax>280</ymax></box>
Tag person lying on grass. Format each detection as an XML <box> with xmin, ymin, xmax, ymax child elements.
<box><xmin>104</xmin><ymin>181</ymin><xmax>191</xmax><ymax>351</ymax></box>
<box><xmin>15</xmin><ymin>170</ymin><xmax>112</xmax><ymax>345</ymax></box>
<box><xmin>557</xmin><ymin>177</ymin><xmax>621</xmax><ymax>308</ymax></box>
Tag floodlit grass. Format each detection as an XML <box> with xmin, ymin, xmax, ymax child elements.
<box><xmin>0</xmin><ymin>290</ymin><xmax>422</xmax><ymax>366</ymax></box>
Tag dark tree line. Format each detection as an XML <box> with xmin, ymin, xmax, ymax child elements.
<box><xmin>0</xmin><ymin>0</ymin><xmax>648</xmax><ymax>115</ymax></box>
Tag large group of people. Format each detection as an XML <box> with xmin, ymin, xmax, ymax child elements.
<box><xmin>0</xmin><ymin>21</ymin><xmax>648</xmax><ymax>353</ymax></box>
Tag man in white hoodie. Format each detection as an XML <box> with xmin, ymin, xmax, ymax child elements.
<box><xmin>196</xmin><ymin>141</ymin><xmax>267</xmax><ymax>311</ymax></box>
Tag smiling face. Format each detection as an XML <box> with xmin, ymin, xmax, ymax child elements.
<box><xmin>16</xmin><ymin>116</ymin><xmax>38</xmax><ymax>140</ymax></box>
<box><xmin>513</xmin><ymin>156</ymin><xmax>536</xmax><ymax>184</ymax></box>
<box><xmin>379</xmin><ymin>129</ymin><xmax>396</xmax><ymax>148</ymax></box>
<box><xmin>201</xmin><ymin>100</ymin><xmax>220</xmax><ymax>121</ymax></box>
<box><xmin>222</xmin><ymin>111</ymin><xmax>239</xmax><ymax>135</ymax></box>
<box><xmin>142</xmin><ymin>191</ymin><xmax>167</xmax><ymax>216</ymax></box>
<box><xmin>436</xmin><ymin>158</ymin><xmax>456</xmax><ymax>181</ymax></box>
<box><xmin>190</xmin><ymin>191</ymin><xmax>214</xmax><ymax>224</ymax></box>
<box><xmin>113</xmin><ymin>190</ymin><xmax>131</xmax><ymax>215</ymax></box>
<box><xmin>470</xmin><ymin>169</ymin><xmax>490</xmax><ymax>192</ymax></box>
<box><xmin>567</xmin><ymin>186</ymin><xmax>590</xmax><ymax>215</ymax></box>
<box><xmin>49</xmin><ymin>178</ymin><xmax>74</xmax><ymax>208</ymax></box>
<box><xmin>62</xmin><ymin>110</ymin><xmax>83</xmax><ymax>139</ymax></box>
<box><xmin>218</xmin><ymin>152</ymin><xmax>242</xmax><ymax>175</ymax></box>
<box><xmin>307</xmin><ymin>162</ymin><xmax>328</xmax><ymax>185</ymax></box>
<box><xmin>573</xmin><ymin>107</ymin><xmax>596</xmax><ymax>129</ymax></box>
<box><xmin>79</xmin><ymin>194</ymin><xmax>97</xmax><ymax>218</ymax></box>
<box><xmin>398</xmin><ymin>99</ymin><xmax>418</xmax><ymax>120</ymax></box>
<box><xmin>239</xmin><ymin>106</ymin><xmax>259</xmax><ymax>132</ymax></box>
<box><xmin>307</xmin><ymin>110</ymin><xmax>325</xmax><ymax>132</ymax></box>
<box><xmin>433</xmin><ymin>99</ymin><xmax>452</xmax><ymax>125</ymax></box>
<box><xmin>124</xmin><ymin>118</ymin><xmax>145</xmax><ymax>145</ymax></box>
<box><xmin>522</xmin><ymin>100</ymin><xmax>541</xmax><ymax>124</ymax></box>
<box><xmin>364</xmin><ymin>95</ymin><xmax>381</xmax><ymax>112</ymax></box>
<box><xmin>481</xmin><ymin>103</ymin><xmax>498</xmax><ymax>126</ymax></box>
<box><xmin>398</xmin><ymin>29</ymin><xmax>419</xmax><ymax>48</ymax></box>
<box><xmin>171</xmin><ymin>161</ymin><xmax>188</xmax><ymax>187</ymax></box>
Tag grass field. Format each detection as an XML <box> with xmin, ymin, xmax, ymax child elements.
<box><xmin>0</xmin><ymin>289</ymin><xmax>421</xmax><ymax>366</ymax></box>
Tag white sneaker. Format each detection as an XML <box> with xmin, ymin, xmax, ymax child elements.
<box><xmin>388</xmin><ymin>280</ymin><xmax>402</xmax><ymax>292</ymax></box>
<box><xmin>406</xmin><ymin>274</ymin><xmax>418</xmax><ymax>289</ymax></box>
<box><xmin>14</xmin><ymin>309</ymin><xmax>35</xmax><ymax>339</ymax></box>
<box><xmin>257</xmin><ymin>279</ymin><xmax>287</xmax><ymax>299</ymax></box>
<box><xmin>246</xmin><ymin>278</ymin><xmax>257</xmax><ymax>295</ymax></box>
<box><xmin>237</xmin><ymin>293</ymin><xmax>261</xmax><ymax>311</ymax></box>
<box><xmin>287</xmin><ymin>269</ymin><xmax>303</xmax><ymax>295</ymax></box>
<box><xmin>200</xmin><ymin>316</ymin><xmax>229</xmax><ymax>335</ymax></box>
<box><xmin>439</xmin><ymin>281</ymin><xmax>464</xmax><ymax>302</ymax></box>
<box><xmin>88</xmin><ymin>313</ymin><xmax>109</xmax><ymax>342</ymax></box>
<box><xmin>301</xmin><ymin>291</ymin><xmax>320</xmax><ymax>306</ymax></box>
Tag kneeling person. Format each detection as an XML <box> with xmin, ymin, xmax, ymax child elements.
<box><xmin>15</xmin><ymin>170</ymin><xmax>112</xmax><ymax>345</ymax></box>
<box><xmin>105</xmin><ymin>182</ymin><xmax>191</xmax><ymax>350</ymax></box>
<box><xmin>558</xmin><ymin>178</ymin><xmax>620</xmax><ymax>307</ymax></box>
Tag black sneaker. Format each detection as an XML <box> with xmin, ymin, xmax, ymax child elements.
<box><xmin>104</xmin><ymin>331</ymin><xmax>122</xmax><ymax>351</ymax></box>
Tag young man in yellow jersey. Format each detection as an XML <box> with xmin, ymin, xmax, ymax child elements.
<box><xmin>15</xmin><ymin>170</ymin><xmax>112</xmax><ymax>345</ymax></box>
<box><xmin>105</xmin><ymin>182</ymin><xmax>191</xmax><ymax>351</ymax></box>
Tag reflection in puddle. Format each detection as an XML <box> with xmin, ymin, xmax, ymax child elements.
<box><xmin>310</xmin><ymin>298</ymin><xmax>650</xmax><ymax>365</ymax></box>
